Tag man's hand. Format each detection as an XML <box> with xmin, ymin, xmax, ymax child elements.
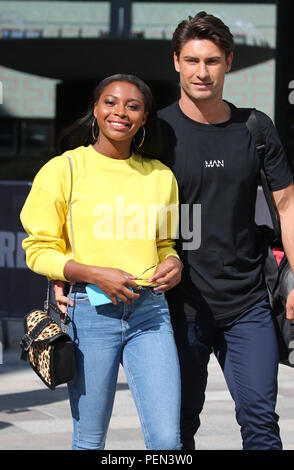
<box><xmin>286</xmin><ymin>289</ymin><xmax>294</xmax><ymax>324</ymax></box>
<box><xmin>148</xmin><ymin>256</ymin><xmax>183</xmax><ymax>292</ymax></box>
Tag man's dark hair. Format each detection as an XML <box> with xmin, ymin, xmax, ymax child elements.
<box><xmin>172</xmin><ymin>11</ymin><xmax>234</xmax><ymax>59</ymax></box>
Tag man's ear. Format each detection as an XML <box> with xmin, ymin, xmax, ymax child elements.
<box><xmin>174</xmin><ymin>52</ymin><xmax>180</xmax><ymax>72</ymax></box>
<box><xmin>226</xmin><ymin>52</ymin><xmax>233</xmax><ymax>73</ymax></box>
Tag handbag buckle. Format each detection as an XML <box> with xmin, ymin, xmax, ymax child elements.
<box><xmin>20</xmin><ymin>333</ymin><xmax>34</xmax><ymax>351</ymax></box>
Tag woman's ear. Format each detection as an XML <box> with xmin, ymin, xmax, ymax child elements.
<box><xmin>142</xmin><ymin>111</ymin><xmax>148</xmax><ymax>126</ymax></box>
<box><xmin>93</xmin><ymin>102</ymin><xmax>98</xmax><ymax>120</ymax></box>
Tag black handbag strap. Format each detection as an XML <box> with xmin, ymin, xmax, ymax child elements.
<box><xmin>20</xmin><ymin>315</ymin><xmax>52</xmax><ymax>359</ymax></box>
<box><xmin>246</xmin><ymin>109</ymin><xmax>281</xmax><ymax>241</ymax></box>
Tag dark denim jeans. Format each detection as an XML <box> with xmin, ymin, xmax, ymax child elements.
<box><xmin>171</xmin><ymin>298</ymin><xmax>282</xmax><ymax>450</ymax></box>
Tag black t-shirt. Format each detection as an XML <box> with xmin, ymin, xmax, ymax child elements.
<box><xmin>158</xmin><ymin>101</ymin><xmax>293</xmax><ymax>321</ymax></box>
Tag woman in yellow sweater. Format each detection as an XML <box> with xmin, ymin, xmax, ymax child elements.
<box><xmin>20</xmin><ymin>74</ymin><xmax>183</xmax><ymax>450</ymax></box>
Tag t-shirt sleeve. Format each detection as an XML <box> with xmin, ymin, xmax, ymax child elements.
<box><xmin>257</xmin><ymin>110</ymin><xmax>294</xmax><ymax>191</ymax></box>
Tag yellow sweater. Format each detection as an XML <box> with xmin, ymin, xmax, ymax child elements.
<box><xmin>20</xmin><ymin>145</ymin><xmax>179</xmax><ymax>284</ymax></box>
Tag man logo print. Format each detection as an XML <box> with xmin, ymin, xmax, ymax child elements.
<box><xmin>205</xmin><ymin>160</ymin><xmax>224</xmax><ymax>168</ymax></box>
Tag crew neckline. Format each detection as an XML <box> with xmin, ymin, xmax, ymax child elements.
<box><xmin>88</xmin><ymin>145</ymin><xmax>137</xmax><ymax>164</ymax></box>
<box><xmin>176</xmin><ymin>100</ymin><xmax>237</xmax><ymax>130</ymax></box>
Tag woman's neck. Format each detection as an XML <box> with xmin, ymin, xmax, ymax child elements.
<box><xmin>92</xmin><ymin>137</ymin><xmax>132</xmax><ymax>160</ymax></box>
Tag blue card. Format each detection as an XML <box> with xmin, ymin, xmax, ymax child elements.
<box><xmin>85</xmin><ymin>284</ymin><xmax>112</xmax><ymax>306</ymax></box>
<box><xmin>85</xmin><ymin>284</ymin><xmax>133</xmax><ymax>307</ymax></box>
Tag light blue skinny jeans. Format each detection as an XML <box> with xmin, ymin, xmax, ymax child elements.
<box><xmin>65</xmin><ymin>287</ymin><xmax>181</xmax><ymax>450</ymax></box>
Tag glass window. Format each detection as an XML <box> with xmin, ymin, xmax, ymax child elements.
<box><xmin>0</xmin><ymin>1</ymin><xmax>110</xmax><ymax>39</ymax></box>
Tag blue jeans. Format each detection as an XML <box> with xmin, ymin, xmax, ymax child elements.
<box><xmin>66</xmin><ymin>287</ymin><xmax>181</xmax><ymax>450</ymax></box>
<box><xmin>171</xmin><ymin>298</ymin><xmax>282</xmax><ymax>450</ymax></box>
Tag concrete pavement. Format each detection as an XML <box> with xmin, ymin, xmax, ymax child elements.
<box><xmin>1</xmin><ymin>342</ymin><xmax>294</xmax><ymax>451</ymax></box>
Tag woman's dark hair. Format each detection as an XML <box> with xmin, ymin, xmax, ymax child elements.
<box><xmin>57</xmin><ymin>74</ymin><xmax>160</xmax><ymax>158</ymax></box>
<box><xmin>172</xmin><ymin>11</ymin><xmax>234</xmax><ymax>59</ymax></box>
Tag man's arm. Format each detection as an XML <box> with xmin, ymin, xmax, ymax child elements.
<box><xmin>272</xmin><ymin>183</ymin><xmax>294</xmax><ymax>322</ymax></box>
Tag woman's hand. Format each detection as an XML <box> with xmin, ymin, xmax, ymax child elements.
<box><xmin>89</xmin><ymin>267</ymin><xmax>140</xmax><ymax>305</ymax></box>
<box><xmin>54</xmin><ymin>280</ymin><xmax>73</xmax><ymax>314</ymax></box>
<box><xmin>61</xmin><ymin>260</ymin><xmax>140</xmax><ymax>305</ymax></box>
<box><xmin>147</xmin><ymin>256</ymin><xmax>183</xmax><ymax>292</ymax></box>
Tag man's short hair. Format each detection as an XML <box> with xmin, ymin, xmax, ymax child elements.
<box><xmin>172</xmin><ymin>11</ymin><xmax>234</xmax><ymax>59</ymax></box>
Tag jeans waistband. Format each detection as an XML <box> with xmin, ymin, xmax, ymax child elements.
<box><xmin>71</xmin><ymin>282</ymin><xmax>155</xmax><ymax>293</ymax></box>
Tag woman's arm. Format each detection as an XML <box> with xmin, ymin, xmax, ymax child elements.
<box><xmin>151</xmin><ymin>172</ymin><xmax>183</xmax><ymax>291</ymax></box>
<box><xmin>20</xmin><ymin>157</ymin><xmax>73</xmax><ymax>281</ymax></box>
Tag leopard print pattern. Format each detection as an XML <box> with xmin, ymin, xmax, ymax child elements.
<box><xmin>29</xmin><ymin>343</ymin><xmax>52</xmax><ymax>386</ymax></box>
<box><xmin>26</xmin><ymin>310</ymin><xmax>64</xmax><ymax>387</ymax></box>
<box><xmin>26</xmin><ymin>310</ymin><xmax>62</xmax><ymax>342</ymax></box>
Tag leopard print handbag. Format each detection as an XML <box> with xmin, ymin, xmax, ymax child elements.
<box><xmin>20</xmin><ymin>309</ymin><xmax>76</xmax><ymax>390</ymax></box>
<box><xmin>20</xmin><ymin>155</ymin><xmax>76</xmax><ymax>390</ymax></box>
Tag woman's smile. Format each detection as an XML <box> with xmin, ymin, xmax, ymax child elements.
<box><xmin>107</xmin><ymin>119</ymin><xmax>131</xmax><ymax>131</ymax></box>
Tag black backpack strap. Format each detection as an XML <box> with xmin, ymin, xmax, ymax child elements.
<box><xmin>246</xmin><ymin>109</ymin><xmax>281</xmax><ymax>241</ymax></box>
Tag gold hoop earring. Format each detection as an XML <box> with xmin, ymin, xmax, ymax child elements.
<box><xmin>92</xmin><ymin>118</ymin><xmax>98</xmax><ymax>141</ymax></box>
<box><xmin>133</xmin><ymin>126</ymin><xmax>145</xmax><ymax>149</ymax></box>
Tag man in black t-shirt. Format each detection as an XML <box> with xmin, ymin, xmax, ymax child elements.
<box><xmin>150</xmin><ymin>12</ymin><xmax>294</xmax><ymax>450</ymax></box>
